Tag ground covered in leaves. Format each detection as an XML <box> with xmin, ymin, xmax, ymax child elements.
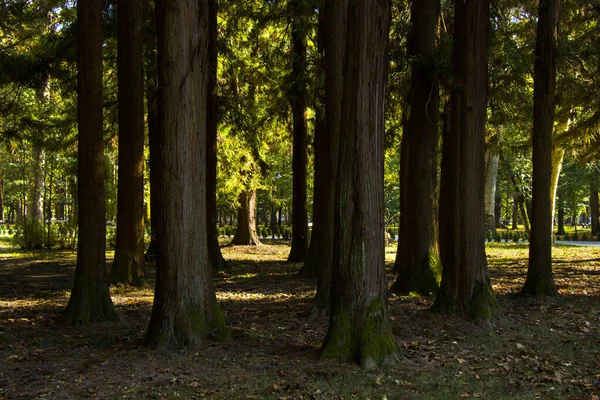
<box><xmin>1</xmin><ymin>237</ymin><xmax>600</xmax><ymax>399</ymax></box>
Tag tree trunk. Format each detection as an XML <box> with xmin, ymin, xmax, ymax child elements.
<box><xmin>144</xmin><ymin>0</ymin><xmax>229</xmax><ymax>349</ymax></box>
<box><xmin>301</xmin><ymin>0</ymin><xmax>346</xmax><ymax>315</ymax></box>
<box><xmin>206</xmin><ymin>0</ymin><xmax>228</xmax><ymax>273</ymax></box>
<box><xmin>432</xmin><ymin>0</ymin><xmax>496</xmax><ymax>319</ymax></box>
<box><xmin>484</xmin><ymin>149</ymin><xmax>499</xmax><ymax>234</ymax></box>
<box><xmin>287</xmin><ymin>0</ymin><xmax>309</xmax><ymax>263</ymax></box>
<box><xmin>0</xmin><ymin>177</ymin><xmax>3</xmax><ymax>222</ymax></box>
<box><xmin>321</xmin><ymin>0</ymin><xmax>399</xmax><ymax>369</ymax></box>
<box><xmin>110</xmin><ymin>0</ymin><xmax>146</xmax><ymax>286</ymax></box>
<box><xmin>502</xmin><ymin>155</ymin><xmax>531</xmax><ymax>233</ymax></box>
<box><xmin>495</xmin><ymin>179</ymin><xmax>502</xmax><ymax>229</ymax></box>
<box><xmin>590</xmin><ymin>170</ymin><xmax>599</xmax><ymax>237</ymax></box>
<box><xmin>230</xmin><ymin>190</ymin><xmax>261</xmax><ymax>245</ymax></box>
<box><xmin>557</xmin><ymin>201</ymin><xmax>566</xmax><ymax>235</ymax></box>
<box><xmin>64</xmin><ymin>0</ymin><xmax>118</xmax><ymax>324</ymax></box>
<box><xmin>522</xmin><ymin>0</ymin><xmax>559</xmax><ymax>297</ymax></box>
<box><xmin>512</xmin><ymin>196</ymin><xmax>519</xmax><ymax>229</ymax></box>
<box><xmin>549</xmin><ymin>145</ymin><xmax>564</xmax><ymax>234</ymax></box>
<box><xmin>390</xmin><ymin>0</ymin><xmax>441</xmax><ymax>296</ymax></box>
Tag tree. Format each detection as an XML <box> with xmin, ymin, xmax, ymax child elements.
<box><xmin>522</xmin><ymin>0</ymin><xmax>559</xmax><ymax>297</ymax></box>
<box><xmin>206</xmin><ymin>0</ymin><xmax>228</xmax><ymax>273</ymax></box>
<box><xmin>287</xmin><ymin>0</ymin><xmax>309</xmax><ymax>263</ymax></box>
<box><xmin>230</xmin><ymin>189</ymin><xmax>261</xmax><ymax>245</ymax></box>
<box><xmin>390</xmin><ymin>0</ymin><xmax>441</xmax><ymax>296</ymax></box>
<box><xmin>321</xmin><ymin>0</ymin><xmax>399</xmax><ymax>368</ymax></box>
<box><xmin>432</xmin><ymin>0</ymin><xmax>496</xmax><ymax>319</ymax></box>
<box><xmin>144</xmin><ymin>0</ymin><xmax>229</xmax><ymax>348</ymax></box>
<box><xmin>109</xmin><ymin>0</ymin><xmax>145</xmax><ymax>286</ymax></box>
<box><xmin>64</xmin><ymin>0</ymin><xmax>118</xmax><ymax>324</ymax></box>
<box><xmin>299</xmin><ymin>0</ymin><xmax>347</xmax><ymax>314</ymax></box>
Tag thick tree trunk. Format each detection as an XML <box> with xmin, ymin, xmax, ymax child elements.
<box><xmin>390</xmin><ymin>0</ymin><xmax>441</xmax><ymax>296</ymax></box>
<box><xmin>302</xmin><ymin>0</ymin><xmax>346</xmax><ymax>315</ymax></box>
<box><xmin>522</xmin><ymin>0</ymin><xmax>559</xmax><ymax>297</ymax></box>
<box><xmin>484</xmin><ymin>149</ymin><xmax>499</xmax><ymax>234</ymax></box>
<box><xmin>321</xmin><ymin>0</ymin><xmax>399</xmax><ymax>369</ymax></box>
<box><xmin>144</xmin><ymin>0</ymin><xmax>229</xmax><ymax>349</ymax></box>
<box><xmin>432</xmin><ymin>0</ymin><xmax>496</xmax><ymax>319</ymax></box>
<box><xmin>287</xmin><ymin>0</ymin><xmax>309</xmax><ymax>263</ymax></box>
<box><xmin>230</xmin><ymin>190</ymin><xmax>261</xmax><ymax>245</ymax></box>
<box><xmin>64</xmin><ymin>0</ymin><xmax>118</xmax><ymax>324</ymax></box>
<box><xmin>110</xmin><ymin>0</ymin><xmax>146</xmax><ymax>286</ymax></box>
<box><xmin>206</xmin><ymin>0</ymin><xmax>227</xmax><ymax>273</ymax></box>
<box><xmin>590</xmin><ymin>170</ymin><xmax>599</xmax><ymax>236</ymax></box>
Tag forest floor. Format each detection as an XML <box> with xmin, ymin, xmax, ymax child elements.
<box><xmin>0</xmin><ymin>237</ymin><xmax>600</xmax><ymax>400</ymax></box>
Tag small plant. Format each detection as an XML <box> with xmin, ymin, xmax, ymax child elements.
<box><xmin>512</xmin><ymin>232</ymin><xmax>520</xmax><ymax>243</ymax></box>
<box><xmin>386</xmin><ymin>227</ymin><xmax>396</xmax><ymax>240</ymax></box>
<box><xmin>494</xmin><ymin>233</ymin><xmax>502</xmax><ymax>243</ymax></box>
<box><xmin>8</xmin><ymin>227</ymin><xmax>14</xmax><ymax>235</ymax></box>
<box><xmin>581</xmin><ymin>233</ymin><xmax>589</xmax><ymax>241</ymax></box>
<box><xmin>282</xmin><ymin>227</ymin><xmax>291</xmax><ymax>240</ymax></box>
<box><xmin>572</xmin><ymin>232</ymin><xmax>579</xmax><ymax>241</ymax></box>
<box><xmin>485</xmin><ymin>230</ymin><xmax>493</xmax><ymax>242</ymax></box>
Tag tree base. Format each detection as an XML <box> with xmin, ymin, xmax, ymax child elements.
<box><xmin>432</xmin><ymin>281</ymin><xmax>496</xmax><ymax>320</ymax></box>
<box><xmin>109</xmin><ymin>256</ymin><xmax>145</xmax><ymax>287</ymax></box>
<box><xmin>521</xmin><ymin>273</ymin><xmax>558</xmax><ymax>297</ymax></box>
<box><xmin>63</xmin><ymin>286</ymin><xmax>119</xmax><ymax>325</ymax></box>
<box><xmin>390</xmin><ymin>251</ymin><xmax>441</xmax><ymax>296</ymax></box>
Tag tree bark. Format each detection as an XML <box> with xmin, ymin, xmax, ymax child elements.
<box><xmin>321</xmin><ymin>0</ymin><xmax>399</xmax><ymax>369</ymax></box>
<box><xmin>206</xmin><ymin>0</ymin><xmax>227</xmax><ymax>273</ymax></box>
<box><xmin>556</xmin><ymin>201</ymin><xmax>566</xmax><ymax>235</ymax></box>
<box><xmin>110</xmin><ymin>0</ymin><xmax>146</xmax><ymax>286</ymax></box>
<box><xmin>549</xmin><ymin>145</ymin><xmax>564</xmax><ymax>234</ymax></box>
<box><xmin>590</xmin><ymin>169</ymin><xmax>599</xmax><ymax>236</ymax></box>
<box><xmin>390</xmin><ymin>0</ymin><xmax>441</xmax><ymax>296</ymax></box>
<box><xmin>231</xmin><ymin>190</ymin><xmax>261</xmax><ymax>245</ymax></box>
<box><xmin>522</xmin><ymin>0</ymin><xmax>559</xmax><ymax>297</ymax></box>
<box><xmin>144</xmin><ymin>0</ymin><xmax>229</xmax><ymax>349</ymax></box>
<box><xmin>432</xmin><ymin>0</ymin><xmax>496</xmax><ymax>319</ymax></box>
<box><xmin>287</xmin><ymin>0</ymin><xmax>309</xmax><ymax>263</ymax></box>
<box><xmin>484</xmin><ymin>149</ymin><xmax>499</xmax><ymax>234</ymax></box>
<box><xmin>64</xmin><ymin>0</ymin><xmax>118</xmax><ymax>324</ymax></box>
<box><xmin>0</xmin><ymin>177</ymin><xmax>3</xmax><ymax>222</ymax></box>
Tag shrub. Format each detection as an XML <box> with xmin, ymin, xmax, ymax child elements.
<box><xmin>581</xmin><ymin>233</ymin><xmax>589</xmax><ymax>241</ymax></box>
<box><xmin>485</xmin><ymin>231</ymin><xmax>493</xmax><ymax>242</ymax></box>
<box><xmin>12</xmin><ymin>219</ymin><xmax>45</xmax><ymax>249</ymax></box>
<box><xmin>282</xmin><ymin>227</ymin><xmax>291</xmax><ymax>240</ymax></box>
<box><xmin>493</xmin><ymin>233</ymin><xmax>502</xmax><ymax>243</ymax></box>
<box><xmin>512</xmin><ymin>232</ymin><xmax>520</xmax><ymax>243</ymax></box>
<box><xmin>273</xmin><ymin>225</ymin><xmax>280</xmax><ymax>238</ymax></box>
<box><xmin>386</xmin><ymin>227</ymin><xmax>396</xmax><ymax>241</ymax></box>
<box><xmin>8</xmin><ymin>227</ymin><xmax>14</xmax><ymax>235</ymax></box>
<box><xmin>572</xmin><ymin>232</ymin><xmax>579</xmax><ymax>241</ymax></box>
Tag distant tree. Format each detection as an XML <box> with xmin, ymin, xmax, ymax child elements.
<box><xmin>230</xmin><ymin>189</ymin><xmax>261</xmax><ymax>245</ymax></box>
<box><xmin>390</xmin><ymin>0</ymin><xmax>441</xmax><ymax>296</ymax></box>
<box><xmin>432</xmin><ymin>0</ymin><xmax>496</xmax><ymax>319</ymax></box>
<box><xmin>522</xmin><ymin>0</ymin><xmax>559</xmax><ymax>297</ymax></box>
<box><xmin>321</xmin><ymin>0</ymin><xmax>400</xmax><ymax>368</ymax></box>
<box><xmin>109</xmin><ymin>0</ymin><xmax>146</xmax><ymax>286</ymax></box>
<box><xmin>144</xmin><ymin>0</ymin><xmax>229</xmax><ymax>348</ymax></box>
<box><xmin>64</xmin><ymin>0</ymin><xmax>118</xmax><ymax>324</ymax></box>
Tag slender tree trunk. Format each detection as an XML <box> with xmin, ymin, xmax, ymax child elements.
<box><xmin>590</xmin><ymin>170</ymin><xmax>599</xmax><ymax>237</ymax></box>
<box><xmin>287</xmin><ymin>0</ymin><xmax>309</xmax><ymax>263</ymax></box>
<box><xmin>206</xmin><ymin>0</ymin><xmax>227</xmax><ymax>273</ymax></box>
<box><xmin>321</xmin><ymin>0</ymin><xmax>399</xmax><ymax>369</ymax></box>
<box><xmin>502</xmin><ymin>155</ymin><xmax>531</xmax><ymax>233</ymax></box>
<box><xmin>549</xmin><ymin>145</ymin><xmax>564</xmax><ymax>233</ymax></box>
<box><xmin>512</xmin><ymin>196</ymin><xmax>519</xmax><ymax>229</ymax></box>
<box><xmin>557</xmin><ymin>201</ymin><xmax>566</xmax><ymax>235</ymax></box>
<box><xmin>0</xmin><ymin>177</ymin><xmax>4</xmax><ymax>222</ymax></box>
<box><xmin>302</xmin><ymin>0</ymin><xmax>346</xmax><ymax>316</ymax></box>
<box><xmin>432</xmin><ymin>0</ymin><xmax>496</xmax><ymax>319</ymax></box>
<box><xmin>495</xmin><ymin>179</ymin><xmax>502</xmax><ymax>228</ymax></box>
<box><xmin>484</xmin><ymin>149</ymin><xmax>500</xmax><ymax>234</ymax></box>
<box><xmin>390</xmin><ymin>0</ymin><xmax>441</xmax><ymax>296</ymax></box>
<box><xmin>110</xmin><ymin>0</ymin><xmax>146</xmax><ymax>286</ymax></box>
<box><xmin>231</xmin><ymin>190</ymin><xmax>261</xmax><ymax>245</ymax></box>
<box><xmin>64</xmin><ymin>0</ymin><xmax>118</xmax><ymax>324</ymax></box>
<box><xmin>145</xmin><ymin>0</ymin><xmax>229</xmax><ymax>349</ymax></box>
<box><xmin>522</xmin><ymin>0</ymin><xmax>559</xmax><ymax>297</ymax></box>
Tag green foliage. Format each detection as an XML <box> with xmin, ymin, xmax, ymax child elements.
<box><xmin>581</xmin><ymin>233</ymin><xmax>588</xmax><ymax>241</ymax></box>
<box><xmin>572</xmin><ymin>232</ymin><xmax>579</xmax><ymax>241</ymax></box>
<box><xmin>12</xmin><ymin>219</ymin><xmax>44</xmax><ymax>249</ymax></box>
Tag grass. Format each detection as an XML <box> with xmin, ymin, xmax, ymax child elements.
<box><xmin>0</xmin><ymin>241</ymin><xmax>599</xmax><ymax>399</ymax></box>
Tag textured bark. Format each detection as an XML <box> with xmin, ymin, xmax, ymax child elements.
<box><xmin>390</xmin><ymin>0</ymin><xmax>441</xmax><ymax>296</ymax></box>
<box><xmin>287</xmin><ymin>0</ymin><xmax>309</xmax><ymax>263</ymax></box>
<box><xmin>522</xmin><ymin>0</ymin><xmax>559</xmax><ymax>297</ymax></box>
<box><xmin>557</xmin><ymin>202</ymin><xmax>566</xmax><ymax>235</ymax></box>
<box><xmin>484</xmin><ymin>150</ymin><xmax>499</xmax><ymax>234</ymax></box>
<box><xmin>64</xmin><ymin>0</ymin><xmax>118</xmax><ymax>324</ymax></box>
<box><xmin>27</xmin><ymin>146</ymin><xmax>43</xmax><ymax>222</ymax></box>
<box><xmin>231</xmin><ymin>190</ymin><xmax>261</xmax><ymax>246</ymax></box>
<box><xmin>303</xmin><ymin>0</ymin><xmax>346</xmax><ymax>315</ymax></box>
<box><xmin>432</xmin><ymin>0</ymin><xmax>496</xmax><ymax>319</ymax></box>
<box><xmin>110</xmin><ymin>0</ymin><xmax>146</xmax><ymax>286</ymax></box>
<box><xmin>549</xmin><ymin>146</ymin><xmax>564</xmax><ymax>233</ymax></box>
<box><xmin>591</xmin><ymin>170</ymin><xmax>599</xmax><ymax>236</ymax></box>
<box><xmin>144</xmin><ymin>0</ymin><xmax>229</xmax><ymax>349</ymax></box>
<box><xmin>206</xmin><ymin>0</ymin><xmax>227</xmax><ymax>273</ymax></box>
<box><xmin>321</xmin><ymin>0</ymin><xmax>399</xmax><ymax>368</ymax></box>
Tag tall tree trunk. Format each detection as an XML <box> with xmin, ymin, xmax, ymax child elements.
<box><xmin>301</xmin><ymin>0</ymin><xmax>347</xmax><ymax>316</ymax></box>
<box><xmin>206</xmin><ymin>0</ymin><xmax>228</xmax><ymax>273</ymax></box>
<box><xmin>590</xmin><ymin>170</ymin><xmax>599</xmax><ymax>236</ymax></box>
<box><xmin>0</xmin><ymin>177</ymin><xmax>3</xmax><ymax>222</ymax></box>
<box><xmin>495</xmin><ymin>179</ymin><xmax>502</xmax><ymax>229</ymax></box>
<box><xmin>64</xmin><ymin>0</ymin><xmax>118</xmax><ymax>324</ymax></box>
<box><xmin>287</xmin><ymin>0</ymin><xmax>309</xmax><ymax>263</ymax></box>
<box><xmin>557</xmin><ymin>201</ymin><xmax>566</xmax><ymax>235</ymax></box>
<box><xmin>230</xmin><ymin>190</ymin><xmax>261</xmax><ymax>245</ymax></box>
<box><xmin>522</xmin><ymin>0</ymin><xmax>559</xmax><ymax>297</ymax></box>
<box><xmin>110</xmin><ymin>0</ymin><xmax>146</xmax><ymax>286</ymax></box>
<box><xmin>145</xmin><ymin>0</ymin><xmax>229</xmax><ymax>349</ymax></box>
<box><xmin>390</xmin><ymin>0</ymin><xmax>441</xmax><ymax>296</ymax></box>
<box><xmin>484</xmin><ymin>149</ymin><xmax>499</xmax><ymax>234</ymax></box>
<box><xmin>432</xmin><ymin>0</ymin><xmax>496</xmax><ymax>319</ymax></box>
<box><xmin>549</xmin><ymin>145</ymin><xmax>564</xmax><ymax>234</ymax></box>
<box><xmin>512</xmin><ymin>196</ymin><xmax>519</xmax><ymax>229</ymax></box>
<box><xmin>321</xmin><ymin>0</ymin><xmax>399</xmax><ymax>368</ymax></box>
